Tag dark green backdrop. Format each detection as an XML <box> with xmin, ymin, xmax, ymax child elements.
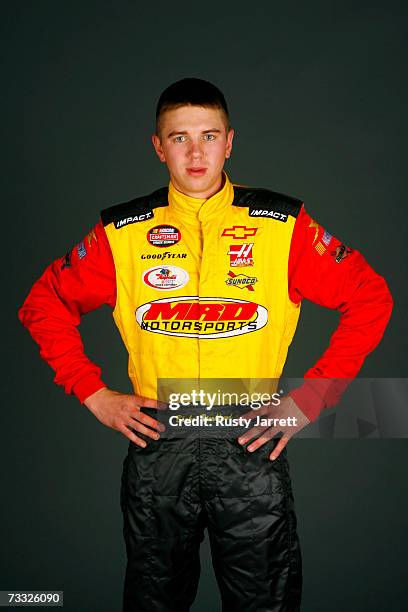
<box><xmin>3</xmin><ymin>1</ymin><xmax>407</xmax><ymax>611</ymax></box>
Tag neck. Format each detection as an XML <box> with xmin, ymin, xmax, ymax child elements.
<box><xmin>171</xmin><ymin>173</ymin><xmax>225</xmax><ymax>199</ymax></box>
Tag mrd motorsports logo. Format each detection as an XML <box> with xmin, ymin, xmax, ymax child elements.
<box><xmin>135</xmin><ymin>296</ymin><xmax>268</xmax><ymax>338</ymax></box>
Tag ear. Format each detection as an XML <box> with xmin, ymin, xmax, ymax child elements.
<box><xmin>152</xmin><ymin>134</ymin><xmax>166</xmax><ymax>163</ymax></box>
<box><xmin>225</xmin><ymin>128</ymin><xmax>234</xmax><ymax>159</ymax></box>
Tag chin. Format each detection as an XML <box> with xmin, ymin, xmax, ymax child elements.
<box><xmin>172</xmin><ymin>171</ymin><xmax>218</xmax><ymax>196</ymax></box>
<box><xmin>182</xmin><ymin>175</ymin><xmax>208</xmax><ymax>188</ymax></box>
<box><xmin>186</xmin><ymin>173</ymin><xmax>214</xmax><ymax>185</ymax></box>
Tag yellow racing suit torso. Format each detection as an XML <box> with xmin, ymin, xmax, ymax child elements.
<box><xmin>101</xmin><ymin>173</ymin><xmax>302</xmax><ymax>400</ymax></box>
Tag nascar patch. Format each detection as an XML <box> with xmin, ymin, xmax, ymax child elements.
<box><xmin>147</xmin><ymin>225</ymin><xmax>181</xmax><ymax>247</ymax></box>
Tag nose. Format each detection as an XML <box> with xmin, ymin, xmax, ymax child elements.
<box><xmin>188</xmin><ymin>139</ymin><xmax>203</xmax><ymax>160</ymax></box>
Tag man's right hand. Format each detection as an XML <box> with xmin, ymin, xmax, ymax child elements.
<box><xmin>84</xmin><ymin>387</ymin><xmax>166</xmax><ymax>448</ymax></box>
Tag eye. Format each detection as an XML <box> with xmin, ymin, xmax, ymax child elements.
<box><xmin>174</xmin><ymin>135</ymin><xmax>187</xmax><ymax>143</ymax></box>
<box><xmin>203</xmin><ymin>134</ymin><xmax>216</xmax><ymax>141</ymax></box>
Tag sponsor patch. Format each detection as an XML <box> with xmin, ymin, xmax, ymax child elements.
<box><xmin>221</xmin><ymin>226</ymin><xmax>258</xmax><ymax>239</ymax></box>
<box><xmin>142</xmin><ymin>266</ymin><xmax>189</xmax><ymax>291</ymax></box>
<box><xmin>228</xmin><ymin>243</ymin><xmax>254</xmax><ymax>267</ymax></box>
<box><xmin>249</xmin><ymin>209</ymin><xmax>288</xmax><ymax>222</ymax></box>
<box><xmin>77</xmin><ymin>241</ymin><xmax>87</xmax><ymax>259</ymax></box>
<box><xmin>147</xmin><ymin>225</ymin><xmax>181</xmax><ymax>247</ymax></box>
<box><xmin>86</xmin><ymin>230</ymin><xmax>98</xmax><ymax>246</ymax></box>
<box><xmin>308</xmin><ymin>220</ymin><xmax>319</xmax><ymax>244</ymax></box>
<box><xmin>136</xmin><ymin>296</ymin><xmax>268</xmax><ymax>338</ymax></box>
<box><xmin>331</xmin><ymin>244</ymin><xmax>352</xmax><ymax>263</ymax></box>
<box><xmin>322</xmin><ymin>230</ymin><xmax>333</xmax><ymax>246</ymax></box>
<box><xmin>314</xmin><ymin>241</ymin><xmax>326</xmax><ymax>256</ymax></box>
<box><xmin>115</xmin><ymin>211</ymin><xmax>153</xmax><ymax>229</ymax></box>
<box><xmin>140</xmin><ymin>252</ymin><xmax>187</xmax><ymax>260</ymax></box>
<box><xmin>225</xmin><ymin>271</ymin><xmax>257</xmax><ymax>292</ymax></box>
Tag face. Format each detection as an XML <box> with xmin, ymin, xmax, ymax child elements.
<box><xmin>152</xmin><ymin>105</ymin><xmax>234</xmax><ymax>198</ymax></box>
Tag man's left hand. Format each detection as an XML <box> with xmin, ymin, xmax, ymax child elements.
<box><xmin>237</xmin><ymin>396</ymin><xmax>310</xmax><ymax>460</ymax></box>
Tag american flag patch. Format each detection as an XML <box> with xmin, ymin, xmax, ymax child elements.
<box><xmin>322</xmin><ymin>230</ymin><xmax>333</xmax><ymax>246</ymax></box>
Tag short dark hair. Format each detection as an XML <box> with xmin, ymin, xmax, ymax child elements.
<box><xmin>155</xmin><ymin>77</ymin><xmax>230</xmax><ymax>135</ymax></box>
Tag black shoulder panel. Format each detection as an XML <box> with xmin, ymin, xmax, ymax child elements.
<box><xmin>232</xmin><ymin>186</ymin><xmax>302</xmax><ymax>221</ymax></box>
<box><xmin>101</xmin><ymin>187</ymin><xmax>169</xmax><ymax>228</ymax></box>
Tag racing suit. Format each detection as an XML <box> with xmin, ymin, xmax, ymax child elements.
<box><xmin>18</xmin><ymin>172</ymin><xmax>393</xmax><ymax>611</ymax></box>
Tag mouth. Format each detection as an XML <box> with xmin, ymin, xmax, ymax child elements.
<box><xmin>186</xmin><ymin>167</ymin><xmax>207</xmax><ymax>177</ymax></box>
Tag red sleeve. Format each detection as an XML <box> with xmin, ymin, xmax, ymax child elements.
<box><xmin>287</xmin><ymin>204</ymin><xmax>393</xmax><ymax>421</ymax></box>
<box><xmin>18</xmin><ymin>219</ymin><xmax>116</xmax><ymax>404</ymax></box>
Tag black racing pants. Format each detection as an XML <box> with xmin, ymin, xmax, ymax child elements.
<box><xmin>120</xmin><ymin>435</ymin><xmax>302</xmax><ymax>612</ymax></box>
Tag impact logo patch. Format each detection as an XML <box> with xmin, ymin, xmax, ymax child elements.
<box><xmin>136</xmin><ymin>297</ymin><xmax>268</xmax><ymax>338</ymax></box>
<box><xmin>142</xmin><ymin>266</ymin><xmax>189</xmax><ymax>291</ymax></box>
<box><xmin>228</xmin><ymin>243</ymin><xmax>254</xmax><ymax>267</ymax></box>
<box><xmin>115</xmin><ymin>211</ymin><xmax>153</xmax><ymax>228</ymax></box>
<box><xmin>250</xmin><ymin>209</ymin><xmax>288</xmax><ymax>222</ymax></box>
<box><xmin>147</xmin><ymin>225</ymin><xmax>181</xmax><ymax>247</ymax></box>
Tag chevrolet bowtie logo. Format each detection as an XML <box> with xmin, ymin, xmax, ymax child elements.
<box><xmin>221</xmin><ymin>226</ymin><xmax>258</xmax><ymax>239</ymax></box>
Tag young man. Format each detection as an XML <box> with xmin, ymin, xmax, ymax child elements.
<box><xmin>19</xmin><ymin>78</ymin><xmax>393</xmax><ymax>612</ymax></box>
